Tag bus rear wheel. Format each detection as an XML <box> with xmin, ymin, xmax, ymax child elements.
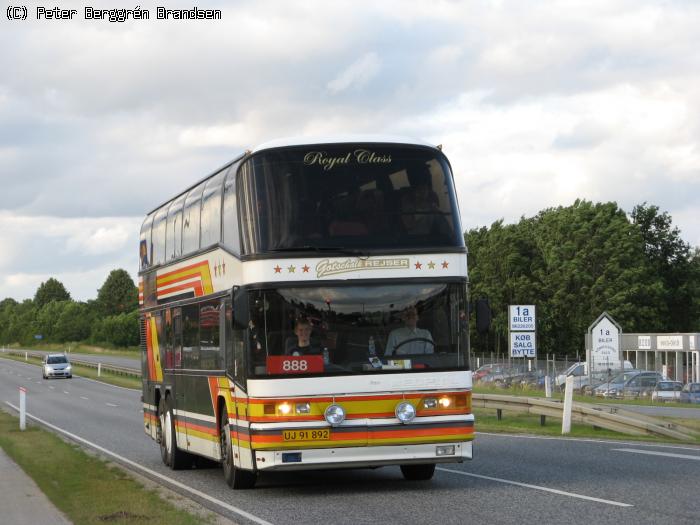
<box><xmin>220</xmin><ymin>407</ymin><xmax>256</xmax><ymax>489</ymax></box>
<box><xmin>159</xmin><ymin>397</ymin><xmax>192</xmax><ymax>470</ymax></box>
<box><xmin>400</xmin><ymin>463</ymin><xmax>436</xmax><ymax>481</ymax></box>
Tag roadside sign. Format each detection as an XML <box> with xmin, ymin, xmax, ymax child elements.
<box><xmin>588</xmin><ymin>313</ymin><xmax>622</xmax><ymax>373</ymax></box>
<box><xmin>509</xmin><ymin>305</ymin><xmax>536</xmax><ymax>331</ymax></box>
<box><xmin>510</xmin><ymin>332</ymin><xmax>536</xmax><ymax>358</ymax></box>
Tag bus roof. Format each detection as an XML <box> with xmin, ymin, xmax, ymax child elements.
<box><xmin>251</xmin><ymin>135</ymin><xmax>437</xmax><ymax>154</ymax></box>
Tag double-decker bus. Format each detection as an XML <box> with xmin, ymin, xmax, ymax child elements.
<box><xmin>139</xmin><ymin>136</ymin><xmax>473</xmax><ymax>489</ymax></box>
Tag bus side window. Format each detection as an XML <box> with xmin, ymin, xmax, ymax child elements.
<box><xmin>182</xmin><ymin>303</ymin><xmax>200</xmax><ymax>369</ymax></box>
<box><xmin>164</xmin><ymin>308</ymin><xmax>173</xmax><ymax>368</ymax></box>
<box><xmin>172</xmin><ymin>308</ymin><xmax>182</xmax><ymax>368</ymax></box>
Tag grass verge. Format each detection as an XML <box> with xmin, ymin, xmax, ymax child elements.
<box><xmin>5</xmin><ymin>342</ymin><xmax>139</xmax><ymax>358</ymax></box>
<box><xmin>0</xmin><ymin>352</ymin><xmax>141</xmax><ymax>390</ymax></box>
<box><xmin>473</xmin><ymin>408</ymin><xmax>700</xmax><ymax>444</ymax></box>
<box><xmin>0</xmin><ymin>409</ymin><xmax>216</xmax><ymax>525</ymax></box>
<box><xmin>473</xmin><ymin>408</ymin><xmax>678</xmax><ymax>442</ymax></box>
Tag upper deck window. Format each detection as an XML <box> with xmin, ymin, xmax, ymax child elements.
<box><xmin>222</xmin><ymin>162</ymin><xmax>241</xmax><ymax>254</ymax></box>
<box><xmin>139</xmin><ymin>213</ymin><xmax>154</xmax><ymax>270</ymax></box>
<box><xmin>238</xmin><ymin>144</ymin><xmax>464</xmax><ymax>255</ymax></box>
<box><xmin>165</xmin><ymin>195</ymin><xmax>186</xmax><ymax>261</ymax></box>
<box><xmin>200</xmin><ymin>170</ymin><xmax>226</xmax><ymax>248</ymax></box>
<box><xmin>151</xmin><ymin>205</ymin><xmax>169</xmax><ymax>266</ymax></box>
<box><xmin>182</xmin><ymin>185</ymin><xmax>204</xmax><ymax>256</ymax></box>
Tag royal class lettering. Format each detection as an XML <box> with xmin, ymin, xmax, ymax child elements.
<box><xmin>316</xmin><ymin>258</ymin><xmax>409</xmax><ymax>278</ymax></box>
<box><xmin>304</xmin><ymin>150</ymin><xmax>392</xmax><ymax>171</ymax></box>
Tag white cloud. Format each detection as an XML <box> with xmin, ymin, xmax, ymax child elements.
<box><xmin>327</xmin><ymin>52</ymin><xmax>382</xmax><ymax>94</ymax></box>
<box><xmin>0</xmin><ymin>212</ymin><xmax>141</xmax><ymax>300</ymax></box>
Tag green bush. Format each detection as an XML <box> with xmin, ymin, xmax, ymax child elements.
<box><xmin>92</xmin><ymin>311</ymin><xmax>139</xmax><ymax>347</ymax></box>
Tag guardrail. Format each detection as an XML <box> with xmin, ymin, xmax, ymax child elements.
<box><xmin>473</xmin><ymin>393</ymin><xmax>697</xmax><ymax>441</ymax></box>
<box><xmin>1</xmin><ymin>349</ymin><xmax>141</xmax><ymax>379</ymax></box>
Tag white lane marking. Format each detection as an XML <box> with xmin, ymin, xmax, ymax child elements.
<box><xmin>105</xmin><ymin>403</ymin><xmax>119</xmax><ymax>407</ymax></box>
<box><xmin>80</xmin><ymin>396</ymin><xmax>89</xmax><ymax>400</ymax></box>
<box><xmin>63</xmin><ymin>391</ymin><xmax>70</xmax><ymax>395</ymax></box>
<box><xmin>437</xmin><ymin>467</ymin><xmax>633</xmax><ymax>507</ymax></box>
<box><xmin>478</xmin><ymin>432</ymin><xmax>700</xmax><ymax>452</ymax></box>
<box><xmin>48</xmin><ymin>386</ymin><xmax>55</xmax><ymax>390</ymax></box>
<box><xmin>4</xmin><ymin>402</ymin><xmax>274</xmax><ymax>525</ymax></box>
<box><xmin>75</xmin><ymin>375</ymin><xmax>140</xmax><ymax>392</ymax></box>
<box><xmin>612</xmin><ymin>448</ymin><xmax>700</xmax><ymax>461</ymax></box>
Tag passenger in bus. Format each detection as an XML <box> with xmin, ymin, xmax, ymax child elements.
<box><xmin>286</xmin><ymin>318</ymin><xmax>322</xmax><ymax>356</ymax></box>
<box><xmin>384</xmin><ymin>306</ymin><xmax>434</xmax><ymax>355</ymax></box>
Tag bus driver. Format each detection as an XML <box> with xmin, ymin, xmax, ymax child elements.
<box><xmin>385</xmin><ymin>306</ymin><xmax>434</xmax><ymax>355</ymax></box>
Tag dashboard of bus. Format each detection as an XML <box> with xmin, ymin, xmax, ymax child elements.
<box><xmin>236</xmin><ymin>282</ymin><xmax>470</xmax><ymax>378</ymax></box>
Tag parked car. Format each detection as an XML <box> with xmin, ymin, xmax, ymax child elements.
<box><xmin>680</xmin><ymin>383</ymin><xmax>700</xmax><ymax>404</ymax></box>
<box><xmin>556</xmin><ymin>360</ymin><xmax>633</xmax><ymax>392</ymax></box>
<box><xmin>516</xmin><ymin>369</ymin><xmax>547</xmax><ymax>389</ymax></box>
<box><xmin>594</xmin><ymin>371</ymin><xmax>662</xmax><ymax>399</ymax></box>
<box><xmin>42</xmin><ymin>353</ymin><xmax>72</xmax><ymax>379</ymax></box>
<box><xmin>651</xmin><ymin>381</ymin><xmax>683</xmax><ymax>402</ymax></box>
<box><xmin>473</xmin><ymin>364</ymin><xmax>505</xmax><ymax>382</ymax></box>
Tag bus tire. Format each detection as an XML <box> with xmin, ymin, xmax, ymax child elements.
<box><xmin>160</xmin><ymin>397</ymin><xmax>191</xmax><ymax>470</ymax></box>
<box><xmin>220</xmin><ymin>407</ymin><xmax>256</xmax><ymax>489</ymax></box>
<box><xmin>400</xmin><ymin>463</ymin><xmax>436</xmax><ymax>481</ymax></box>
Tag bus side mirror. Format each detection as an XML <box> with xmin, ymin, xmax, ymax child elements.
<box><xmin>475</xmin><ymin>298</ymin><xmax>491</xmax><ymax>334</ymax></box>
<box><xmin>231</xmin><ymin>286</ymin><xmax>249</xmax><ymax>330</ymax></box>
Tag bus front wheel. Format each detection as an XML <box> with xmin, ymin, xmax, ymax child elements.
<box><xmin>400</xmin><ymin>463</ymin><xmax>436</xmax><ymax>481</ymax></box>
<box><xmin>220</xmin><ymin>407</ymin><xmax>256</xmax><ymax>489</ymax></box>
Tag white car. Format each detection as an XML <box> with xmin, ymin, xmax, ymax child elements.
<box><xmin>42</xmin><ymin>354</ymin><xmax>72</xmax><ymax>379</ymax></box>
<box><xmin>651</xmin><ymin>381</ymin><xmax>683</xmax><ymax>402</ymax></box>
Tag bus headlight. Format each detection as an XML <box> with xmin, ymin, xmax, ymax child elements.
<box><xmin>278</xmin><ymin>402</ymin><xmax>292</xmax><ymax>415</ymax></box>
<box><xmin>324</xmin><ymin>404</ymin><xmax>345</xmax><ymax>426</ymax></box>
<box><xmin>395</xmin><ymin>402</ymin><xmax>416</xmax><ymax>423</ymax></box>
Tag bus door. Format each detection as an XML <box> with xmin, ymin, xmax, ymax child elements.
<box><xmin>224</xmin><ymin>297</ymin><xmax>247</xmax><ymax>467</ymax></box>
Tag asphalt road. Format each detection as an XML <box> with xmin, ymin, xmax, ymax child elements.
<box><xmin>1</xmin><ymin>357</ymin><xmax>699</xmax><ymax>525</ymax></box>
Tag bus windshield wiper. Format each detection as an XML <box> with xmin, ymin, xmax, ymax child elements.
<box><xmin>268</xmin><ymin>246</ymin><xmax>370</xmax><ymax>257</ymax></box>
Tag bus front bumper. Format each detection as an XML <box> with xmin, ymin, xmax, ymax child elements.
<box><xmin>253</xmin><ymin>440</ymin><xmax>473</xmax><ymax>471</ymax></box>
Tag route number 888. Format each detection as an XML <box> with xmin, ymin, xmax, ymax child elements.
<box><xmin>282</xmin><ymin>359</ymin><xmax>308</xmax><ymax>372</ymax></box>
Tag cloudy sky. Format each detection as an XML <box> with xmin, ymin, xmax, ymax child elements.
<box><xmin>1</xmin><ymin>0</ymin><xmax>699</xmax><ymax>301</ymax></box>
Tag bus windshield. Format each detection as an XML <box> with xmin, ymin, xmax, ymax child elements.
<box><xmin>238</xmin><ymin>144</ymin><xmax>464</xmax><ymax>254</ymax></box>
<box><xmin>242</xmin><ymin>282</ymin><xmax>469</xmax><ymax>378</ymax></box>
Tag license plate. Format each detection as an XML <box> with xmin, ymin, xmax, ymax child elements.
<box><xmin>282</xmin><ymin>429</ymin><xmax>330</xmax><ymax>441</ymax></box>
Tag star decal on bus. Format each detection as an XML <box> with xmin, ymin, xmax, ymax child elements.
<box><xmin>428</xmin><ymin>261</ymin><xmax>436</xmax><ymax>269</ymax></box>
<box><xmin>302</xmin><ymin>265</ymin><xmax>310</xmax><ymax>273</ymax></box>
<box><xmin>442</xmin><ymin>261</ymin><xmax>449</xmax><ymax>269</ymax></box>
<box><xmin>414</xmin><ymin>261</ymin><xmax>422</xmax><ymax>269</ymax></box>
<box><xmin>288</xmin><ymin>265</ymin><xmax>296</xmax><ymax>273</ymax></box>
<box><xmin>274</xmin><ymin>265</ymin><xmax>282</xmax><ymax>273</ymax></box>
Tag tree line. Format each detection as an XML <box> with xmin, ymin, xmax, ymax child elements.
<box><xmin>0</xmin><ymin>269</ymin><xmax>138</xmax><ymax>348</ymax></box>
<box><xmin>467</xmin><ymin>201</ymin><xmax>700</xmax><ymax>356</ymax></box>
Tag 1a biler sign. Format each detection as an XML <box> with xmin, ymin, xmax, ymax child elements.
<box><xmin>509</xmin><ymin>305</ymin><xmax>537</xmax><ymax>358</ymax></box>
